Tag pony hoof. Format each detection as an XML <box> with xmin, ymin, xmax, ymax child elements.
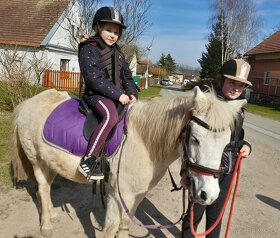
<box><xmin>41</xmin><ymin>226</ymin><xmax>53</xmax><ymax>237</ymax></box>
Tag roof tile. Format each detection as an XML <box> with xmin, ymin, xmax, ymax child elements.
<box><xmin>245</xmin><ymin>30</ymin><xmax>280</xmax><ymax>55</ymax></box>
<box><xmin>0</xmin><ymin>0</ymin><xmax>71</xmax><ymax>47</ymax></box>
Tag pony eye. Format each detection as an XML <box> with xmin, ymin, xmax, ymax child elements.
<box><xmin>191</xmin><ymin>135</ymin><xmax>200</xmax><ymax>144</ymax></box>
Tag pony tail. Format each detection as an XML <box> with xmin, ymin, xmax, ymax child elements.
<box><xmin>11</xmin><ymin>103</ymin><xmax>35</xmax><ymax>182</ymax></box>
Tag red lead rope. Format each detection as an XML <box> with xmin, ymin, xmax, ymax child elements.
<box><xmin>190</xmin><ymin>152</ymin><xmax>244</xmax><ymax>237</ymax></box>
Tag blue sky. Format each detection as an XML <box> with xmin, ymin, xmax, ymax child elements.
<box><xmin>103</xmin><ymin>0</ymin><xmax>280</xmax><ymax>68</ymax></box>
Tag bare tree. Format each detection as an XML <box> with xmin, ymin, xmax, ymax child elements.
<box><xmin>210</xmin><ymin>0</ymin><xmax>263</xmax><ymax>59</ymax></box>
<box><xmin>62</xmin><ymin>0</ymin><xmax>152</xmax><ymax>61</ymax></box>
<box><xmin>263</xmin><ymin>24</ymin><xmax>280</xmax><ymax>40</ymax></box>
<box><xmin>113</xmin><ymin>0</ymin><xmax>152</xmax><ymax>46</ymax></box>
<box><xmin>62</xmin><ymin>0</ymin><xmax>102</xmax><ymax>50</ymax></box>
<box><xmin>0</xmin><ymin>47</ymin><xmax>51</xmax><ymax>109</ymax></box>
<box><xmin>121</xmin><ymin>44</ymin><xmax>146</xmax><ymax>64</ymax></box>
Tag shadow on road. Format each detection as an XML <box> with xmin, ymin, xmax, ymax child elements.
<box><xmin>256</xmin><ymin>194</ymin><xmax>280</xmax><ymax>210</ymax></box>
<box><xmin>135</xmin><ymin>197</ymin><xmax>181</xmax><ymax>237</ymax></box>
<box><xmin>19</xmin><ymin>176</ymin><xmax>105</xmax><ymax>238</ymax></box>
<box><xmin>19</xmin><ymin>177</ymin><xmax>181</xmax><ymax>237</ymax></box>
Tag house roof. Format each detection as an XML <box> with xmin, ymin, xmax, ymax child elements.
<box><xmin>0</xmin><ymin>0</ymin><xmax>71</xmax><ymax>47</ymax></box>
<box><xmin>245</xmin><ymin>30</ymin><xmax>280</xmax><ymax>56</ymax></box>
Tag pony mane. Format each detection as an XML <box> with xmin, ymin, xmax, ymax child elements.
<box><xmin>128</xmin><ymin>88</ymin><xmax>238</xmax><ymax>163</ymax></box>
<box><xmin>128</xmin><ymin>95</ymin><xmax>192</xmax><ymax>161</ymax></box>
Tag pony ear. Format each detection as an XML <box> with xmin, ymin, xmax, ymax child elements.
<box><xmin>227</xmin><ymin>99</ymin><xmax>247</xmax><ymax>112</ymax></box>
<box><xmin>192</xmin><ymin>86</ymin><xmax>208</xmax><ymax>113</ymax></box>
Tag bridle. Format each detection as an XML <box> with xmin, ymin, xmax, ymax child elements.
<box><xmin>180</xmin><ymin>113</ymin><xmax>245</xmax><ymax>238</ymax></box>
<box><xmin>179</xmin><ymin>113</ymin><xmax>225</xmax><ymax>198</ymax></box>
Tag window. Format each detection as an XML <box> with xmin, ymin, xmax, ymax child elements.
<box><xmin>60</xmin><ymin>59</ymin><xmax>70</xmax><ymax>71</ymax></box>
<box><xmin>264</xmin><ymin>71</ymin><xmax>270</xmax><ymax>85</ymax></box>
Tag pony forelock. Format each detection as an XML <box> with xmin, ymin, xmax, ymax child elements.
<box><xmin>191</xmin><ymin>89</ymin><xmax>238</xmax><ymax>132</ymax></box>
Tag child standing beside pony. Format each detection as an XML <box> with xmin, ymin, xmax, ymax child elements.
<box><xmin>78</xmin><ymin>6</ymin><xmax>138</xmax><ymax>181</ymax></box>
<box><xmin>181</xmin><ymin>59</ymin><xmax>252</xmax><ymax>238</ymax></box>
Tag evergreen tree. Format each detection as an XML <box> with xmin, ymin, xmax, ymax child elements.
<box><xmin>158</xmin><ymin>53</ymin><xmax>176</xmax><ymax>75</ymax></box>
<box><xmin>198</xmin><ymin>14</ymin><xmax>229</xmax><ymax>79</ymax></box>
<box><xmin>165</xmin><ymin>54</ymin><xmax>176</xmax><ymax>75</ymax></box>
<box><xmin>159</xmin><ymin>53</ymin><xmax>166</xmax><ymax>68</ymax></box>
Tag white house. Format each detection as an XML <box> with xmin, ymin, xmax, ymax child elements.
<box><xmin>0</xmin><ymin>0</ymin><xmax>82</xmax><ymax>84</ymax></box>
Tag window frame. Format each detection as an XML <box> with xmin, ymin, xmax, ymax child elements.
<box><xmin>60</xmin><ymin>59</ymin><xmax>70</xmax><ymax>72</ymax></box>
<box><xmin>264</xmin><ymin>71</ymin><xmax>270</xmax><ymax>85</ymax></box>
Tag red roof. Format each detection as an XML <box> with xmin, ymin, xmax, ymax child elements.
<box><xmin>245</xmin><ymin>30</ymin><xmax>280</xmax><ymax>56</ymax></box>
<box><xmin>0</xmin><ymin>0</ymin><xmax>71</xmax><ymax>47</ymax></box>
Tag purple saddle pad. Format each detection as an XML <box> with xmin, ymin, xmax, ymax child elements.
<box><xmin>43</xmin><ymin>99</ymin><xmax>127</xmax><ymax>157</ymax></box>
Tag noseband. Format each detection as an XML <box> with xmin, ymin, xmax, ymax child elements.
<box><xmin>180</xmin><ymin>114</ymin><xmax>225</xmax><ymax>179</ymax></box>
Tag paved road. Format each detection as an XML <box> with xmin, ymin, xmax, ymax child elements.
<box><xmin>160</xmin><ymin>85</ymin><xmax>191</xmax><ymax>97</ymax></box>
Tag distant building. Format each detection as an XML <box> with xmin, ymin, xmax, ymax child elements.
<box><xmin>245</xmin><ymin>30</ymin><xmax>280</xmax><ymax>97</ymax></box>
<box><xmin>0</xmin><ymin>0</ymin><xmax>82</xmax><ymax>83</ymax></box>
<box><xmin>169</xmin><ymin>74</ymin><xmax>184</xmax><ymax>84</ymax></box>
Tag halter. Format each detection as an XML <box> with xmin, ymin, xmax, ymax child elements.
<box><xmin>180</xmin><ymin>113</ymin><xmax>244</xmax><ymax>238</ymax></box>
<box><xmin>180</xmin><ymin>113</ymin><xmax>225</xmax><ymax>184</ymax></box>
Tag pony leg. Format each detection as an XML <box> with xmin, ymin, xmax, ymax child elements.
<box><xmin>104</xmin><ymin>193</ymin><xmax>144</xmax><ymax>238</ymax></box>
<box><xmin>36</xmin><ymin>170</ymin><xmax>58</xmax><ymax>222</ymax></box>
<box><xmin>117</xmin><ymin>212</ymin><xmax>131</xmax><ymax>238</ymax></box>
<box><xmin>103</xmin><ymin>193</ymin><xmax>121</xmax><ymax>238</ymax></box>
<box><xmin>33</xmin><ymin>164</ymin><xmax>57</xmax><ymax>237</ymax></box>
<box><xmin>117</xmin><ymin>193</ymin><xmax>143</xmax><ymax>238</ymax></box>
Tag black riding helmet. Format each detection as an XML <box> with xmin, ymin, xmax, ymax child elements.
<box><xmin>92</xmin><ymin>6</ymin><xmax>126</xmax><ymax>30</ymax></box>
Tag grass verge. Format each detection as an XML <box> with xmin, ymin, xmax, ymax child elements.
<box><xmin>245</xmin><ymin>103</ymin><xmax>280</xmax><ymax>121</ymax></box>
<box><xmin>0</xmin><ymin>111</ymin><xmax>13</xmax><ymax>187</ymax></box>
<box><xmin>138</xmin><ymin>85</ymin><xmax>163</xmax><ymax>100</ymax></box>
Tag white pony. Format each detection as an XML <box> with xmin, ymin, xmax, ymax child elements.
<box><xmin>11</xmin><ymin>86</ymin><xmax>245</xmax><ymax>237</ymax></box>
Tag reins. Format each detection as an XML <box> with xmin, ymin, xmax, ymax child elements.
<box><xmin>189</xmin><ymin>151</ymin><xmax>243</xmax><ymax>238</ymax></box>
<box><xmin>117</xmin><ymin>133</ymin><xmax>186</xmax><ymax>230</ymax></box>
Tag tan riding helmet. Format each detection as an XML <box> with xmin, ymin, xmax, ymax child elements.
<box><xmin>220</xmin><ymin>59</ymin><xmax>253</xmax><ymax>86</ymax></box>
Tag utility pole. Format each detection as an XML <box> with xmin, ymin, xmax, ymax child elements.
<box><xmin>145</xmin><ymin>39</ymin><xmax>153</xmax><ymax>89</ymax></box>
<box><xmin>158</xmin><ymin>63</ymin><xmax>162</xmax><ymax>84</ymax></box>
<box><xmin>221</xmin><ymin>0</ymin><xmax>224</xmax><ymax>65</ymax></box>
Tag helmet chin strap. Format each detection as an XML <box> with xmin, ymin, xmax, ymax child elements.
<box><xmin>96</xmin><ymin>22</ymin><xmax>101</xmax><ymax>35</ymax></box>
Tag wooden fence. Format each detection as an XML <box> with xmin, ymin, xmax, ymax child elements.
<box><xmin>139</xmin><ymin>78</ymin><xmax>146</xmax><ymax>88</ymax></box>
<box><xmin>43</xmin><ymin>70</ymin><xmax>80</xmax><ymax>91</ymax></box>
<box><xmin>43</xmin><ymin>70</ymin><xmax>147</xmax><ymax>91</ymax></box>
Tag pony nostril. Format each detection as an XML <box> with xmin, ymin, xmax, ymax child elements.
<box><xmin>200</xmin><ymin>191</ymin><xmax>207</xmax><ymax>201</ymax></box>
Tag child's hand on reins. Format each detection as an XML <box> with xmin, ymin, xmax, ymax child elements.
<box><xmin>129</xmin><ymin>95</ymin><xmax>136</xmax><ymax>103</ymax></box>
<box><xmin>119</xmin><ymin>94</ymin><xmax>130</xmax><ymax>105</ymax></box>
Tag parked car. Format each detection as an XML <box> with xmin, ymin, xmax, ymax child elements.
<box><xmin>160</xmin><ymin>79</ymin><xmax>169</xmax><ymax>86</ymax></box>
<box><xmin>160</xmin><ymin>79</ymin><xmax>172</xmax><ymax>86</ymax></box>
